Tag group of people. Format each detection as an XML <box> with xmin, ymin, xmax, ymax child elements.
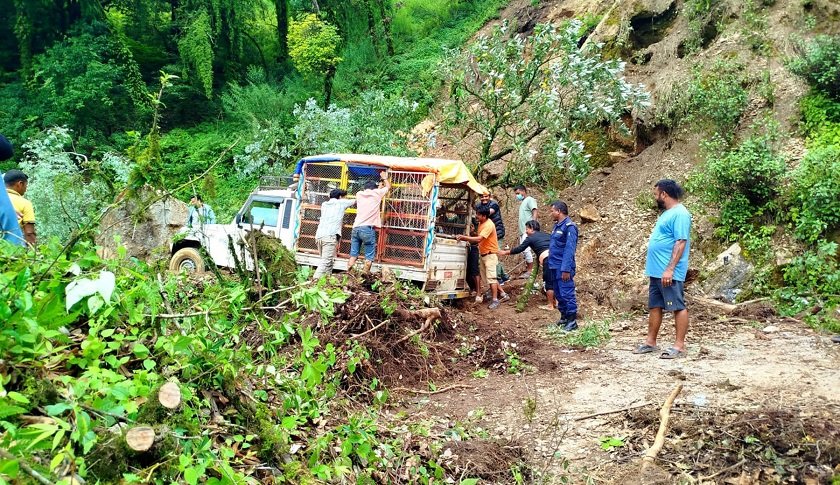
<box><xmin>458</xmin><ymin>187</ymin><xmax>580</xmax><ymax>331</ymax></box>
<box><xmin>460</xmin><ymin>179</ymin><xmax>697</xmax><ymax>357</ymax></box>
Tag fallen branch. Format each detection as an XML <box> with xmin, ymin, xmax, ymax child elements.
<box><xmin>0</xmin><ymin>448</ymin><xmax>54</xmax><ymax>485</ymax></box>
<box><xmin>699</xmin><ymin>458</ymin><xmax>746</xmax><ymax>481</ymax></box>
<box><xmin>641</xmin><ymin>384</ymin><xmax>683</xmax><ymax>474</ymax></box>
<box><xmin>688</xmin><ymin>296</ymin><xmax>772</xmax><ymax>314</ymax></box>
<box><xmin>392</xmin><ymin>384</ymin><xmax>474</xmax><ymax>395</ymax></box>
<box><xmin>574</xmin><ymin>401</ymin><xmax>651</xmax><ymax>421</ymax></box>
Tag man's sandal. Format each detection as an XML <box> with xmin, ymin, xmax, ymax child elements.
<box><xmin>659</xmin><ymin>347</ymin><xmax>685</xmax><ymax>359</ymax></box>
<box><xmin>632</xmin><ymin>344</ymin><xmax>658</xmax><ymax>354</ymax></box>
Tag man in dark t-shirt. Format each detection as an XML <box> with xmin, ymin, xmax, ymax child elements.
<box><xmin>498</xmin><ymin>220</ymin><xmax>555</xmax><ymax>311</ymax></box>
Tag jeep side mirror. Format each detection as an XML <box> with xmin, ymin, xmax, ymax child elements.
<box><xmin>235</xmin><ymin>213</ymin><xmax>242</xmax><ymax>224</ymax></box>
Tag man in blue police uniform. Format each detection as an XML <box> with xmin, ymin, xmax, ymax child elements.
<box><xmin>633</xmin><ymin>179</ymin><xmax>692</xmax><ymax>359</ymax></box>
<box><xmin>547</xmin><ymin>201</ymin><xmax>578</xmax><ymax>331</ymax></box>
<box><xmin>0</xmin><ymin>134</ymin><xmax>25</xmax><ymax>246</ymax></box>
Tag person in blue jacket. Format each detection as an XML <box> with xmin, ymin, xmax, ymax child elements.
<box><xmin>0</xmin><ymin>134</ymin><xmax>25</xmax><ymax>246</ymax></box>
<box><xmin>547</xmin><ymin>201</ymin><xmax>579</xmax><ymax>331</ymax></box>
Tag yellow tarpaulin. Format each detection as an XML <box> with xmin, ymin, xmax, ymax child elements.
<box><xmin>296</xmin><ymin>154</ymin><xmax>488</xmax><ymax>195</ymax></box>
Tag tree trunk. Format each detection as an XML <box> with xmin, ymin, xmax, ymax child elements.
<box><xmin>170</xmin><ymin>0</ymin><xmax>179</xmax><ymax>23</ymax></box>
<box><xmin>364</xmin><ymin>0</ymin><xmax>380</xmax><ymax>54</ymax></box>
<box><xmin>323</xmin><ymin>65</ymin><xmax>335</xmax><ymax>109</ymax></box>
<box><xmin>274</xmin><ymin>0</ymin><xmax>288</xmax><ymax>62</ymax></box>
<box><xmin>377</xmin><ymin>0</ymin><xmax>394</xmax><ymax>56</ymax></box>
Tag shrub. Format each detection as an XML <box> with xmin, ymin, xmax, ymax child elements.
<box><xmin>685</xmin><ymin>60</ymin><xmax>749</xmax><ymax>138</ymax></box>
<box><xmin>787</xmin><ymin>145</ymin><xmax>840</xmax><ymax>242</ymax></box>
<box><xmin>788</xmin><ymin>35</ymin><xmax>840</xmax><ymax>99</ymax></box>
<box><xmin>689</xmin><ymin>128</ymin><xmax>784</xmax><ymax>249</ymax></box>
<box><xmin>777</xmin><ymin>241</ymin><xmax>840</xmax><ymax>332</ymax></box>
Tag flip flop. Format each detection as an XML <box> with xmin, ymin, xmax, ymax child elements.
<box><xmin>659</xmin><ymin>347</ymin><xmax>685</xmax><ymax>359</ymax></box>
<box><xmin>832</xmin><ymin>336</ymin><xmax>840</xmax><ymax>344</ymax></box>
<box><xmin>632</xmin><ymin>344</ymin><xmax>658</xmax><ymax>354</ymax></box>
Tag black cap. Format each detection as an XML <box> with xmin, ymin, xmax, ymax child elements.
<box><xmin>0</xmin><ymin>135</ymin><xmax>13</xmax><ymax>161</ymax></box>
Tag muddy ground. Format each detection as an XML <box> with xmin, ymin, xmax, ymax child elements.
<box><xmin>390</xmin><ymin>278</ymin><xmax>840</xmax><ymax>484</ymax></box>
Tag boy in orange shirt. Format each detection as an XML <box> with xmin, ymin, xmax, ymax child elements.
<box><xmin>457</xmin><ymin>207</ymin><xmax>510</xmax><ymax>309</ymax></box>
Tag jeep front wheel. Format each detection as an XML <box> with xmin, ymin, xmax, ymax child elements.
<box><xmin>169</xmin><ymin>247</ymin><xmax>205</xmax><ymax>273</ymax></box>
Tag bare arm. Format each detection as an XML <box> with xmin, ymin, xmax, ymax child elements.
<box><xmin>661</xmin><ymin>240</ymin><xmax>687</xmax><ymax>286</ymax></box>
<box><xmin>23</xmin><ymin>222</ymin><xmax>36</xmax><ymax>246</ymax></box>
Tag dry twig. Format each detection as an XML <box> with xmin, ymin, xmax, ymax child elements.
<box><xmin>641</xmin><ymin>384</ymin><xmax>683</xmax><ymax>474</ymax></box>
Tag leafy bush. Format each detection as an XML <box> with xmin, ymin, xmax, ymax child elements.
<box><xmin>690</xmin><ymin>128</ymin><xmax>785</xmax><ymax>245</ymax></box>
<box><xmin>685</xmin><ymin>60</ymin><xmax>750</xmax><ymax>138</ymax></box>
<box><xmin>17</xmin><ymin>127</ymin><xmax>130</xmax><ymax>241</ymax></box>
<box><xmin>29</xmin><ymin>23</ymin><xmax>149</xmax><ymax>149</ymax></box>
<box><xmin>777</xmin><ymin>242</ymin><xmax>840</xmax><ymax>332</ymax></box>
<box><xmin>788</xmin><ymin>35</ymin><xmax>840</xmax><ymax>99</ymax></box>
<box><xmin>787</xmin><ymin>145</ymin><xmax>840</xmax><ymax>242</ymax></box>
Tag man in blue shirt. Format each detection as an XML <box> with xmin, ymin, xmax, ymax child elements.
<box><xmin>547</xmin><ymin>201</ymin><xmax>578</xmax><ymax>331</ymax></box>
<box><xmin>634</xmin><ymin>179</ymin><xmax>692</xmax><ymax>359</ymax></box>
<box><xmin>0</xmin><ymin>134</ymin><xmax>25</xmax><ymax>246</ymax></box>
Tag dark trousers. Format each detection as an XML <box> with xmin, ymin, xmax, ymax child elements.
<box><xmin>552</xmin><ymin>268</ymin><xmax>578</xmax><ymax>317</ymax></box>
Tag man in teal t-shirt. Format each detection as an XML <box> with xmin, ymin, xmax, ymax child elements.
<box><xmin>514</xmin><ymin>185</ymin><xmax>538</xmax><ymax>275</ymax></box>
<box><xmin>633</xmin><ymin>179</ymin><xmax>692</xmax><ymax>359</ymax></box>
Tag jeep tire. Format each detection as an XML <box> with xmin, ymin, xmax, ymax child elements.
<box><xmin>169</xmin><ymin>247</ymin><xmax>205</xmax><ymax>273</ymax></box>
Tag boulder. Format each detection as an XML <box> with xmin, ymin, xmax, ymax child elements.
<box><xmin>579</xmin><ymin>205</ymin><xmax>601</xmax><ymax>223</ymax></box>
<box><xmin>96</xmin><ymin>186</ymin><xmax>190</xmax><ymax>262</ymax></box>
<box><xmin>701</xmin><ymin>243</ymin><xmax>755</xmax><ymax>304</ymax></box>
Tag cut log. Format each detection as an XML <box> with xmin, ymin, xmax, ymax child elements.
<box><xmin>158</xmin><ymin>382</ymin><xmax>181</xmax><ymax>409</ymax></box>
<box><xmin>125</xmin><ymin>426</ymin><xmax>156</xmax><ymax>452</ymax></box>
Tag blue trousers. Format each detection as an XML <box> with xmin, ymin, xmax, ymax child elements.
<box><xmin>552</xmin><ymin>269</ymin><xmax>578</xmax><ymax>317</ymax></box>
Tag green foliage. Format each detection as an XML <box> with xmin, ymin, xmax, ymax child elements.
<box><xmin>689</xmin><ymin>128</ymin><xmax>784</xmax><ymax>245</ymax></box>
<box><xmin>741</xmin><ymin>0</ymin><xmax>771</xmax><ymax>54</ymax></box>
<box><xmin>599</xmin><ymin>436</ymin><xmax>626</xmax><ymax>451</ymax></box>
<box><xmin>787</xmin><ymin>145</ymin><xmax>840</xmax><ymax>242</ymax></box>
<box><xmin>18</xmin><ymin>127</ymin><xmax>130</xmax><ymax>241</ymax></box>
<box><xmin>443</xmin><ymin>19</ymin><xmax>650</xmax><ymax>188</ymax></box>
<box><xmin>551</xmin><ymin>320</ymin><xmax>612</xmax><ymax>349</ymax></box>
<box><xmin>788</xmin><ymin>35</ymin><xmax>840</xmax><ymax>99</ymax></box>
<box><xmin>178</xmin><ymin>10</ymin><xmax>215</xmax><ymax>98</ymax></box>
<box><xmin>27</xmin><ymin>23</ymin><xmax>150</xmax><ymax>148</ymax></box>
<box><xmin>685</xmin><ymin>60</ymin><xmax>750</xmax><ymax>139</ymax></box>
<box><xmin>288</xmin><ymin>14</ymin><xmax>342</xmax><ymax>77</ymax></box>
<box><xmin>682</xmin><ymin>0</ymin><xmax>722</xmax><ymax>55</ymax></box>
<box><xmin>776</xmin><ymin>242</ymin><xmax>840</xmax><ymax>332</ymax></box>
<box><xmin>0</xmin><ymin>235</ymin><xmax>452</xmax><ymax>482</ymax></box>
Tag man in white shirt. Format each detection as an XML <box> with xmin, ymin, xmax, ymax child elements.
<box><xmin>314</xmin><ymin>189</ymin><xmax>356</xmax><ymax>279</ymax></box>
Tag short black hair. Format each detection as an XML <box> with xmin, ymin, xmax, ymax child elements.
<box><xmin>329</xmin><ymin>188</ymin><xmax>347</xmax><ymax>199</ymax></box>
<box><xmin>191</xmin><ymin>194</ymin><xmax>204</xmax><ymax>202</ymax></box>
<box><xmin>0</xmin><ymin>134</ymin><xmax>13</xmax><ymax>161</ymax></box>
<box><xmin>654</xmin><ymin>179</ymin><xmax>684</xmax><ymax>200</ymax></box>
<box><xmin>550</xmin><ymin>200</ymin><xmax>568</xmax><ymax>215</ymax></box>
<box><xmin>514</xmin><ymin>185</ymin><xmax>527</xmax><ymax>192</ymax></box>
<box><xmin>525</xmin><ymin>220</ymin><xmax>540</xmax><ymax>231</ymax></box>
<box><xmin>4</xmin><ymin>169</ymin><xmax>28</xmax><ymax>186</ymax></box>
<box><xmin>363</xmin><ymin>180</ymin><xmax>378</xmax><ymax>190</ymax></box>
<box><xmin>476</xmin><ymin>207</ymin><xmax>491</xmax><ymax>218</ymax></box>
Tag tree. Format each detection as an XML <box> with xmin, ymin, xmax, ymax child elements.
<box><xmin>442</xmin><ymin>20</ymin><xmax>650</xmax><ymax>187</ymax></box>
<box><xmin>275</xmin><ymin>0</ymin><xmax>289</xmax><ymax>63</ymax></box>
<box><xmin>288</xmin><ymin>13</ymin><xmax>342</xmax><ymax>108</ymax></box>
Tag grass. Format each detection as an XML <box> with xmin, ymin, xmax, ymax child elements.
<box><xmin>550</xmin><ymin>319</ymin><xmax>612</xmax><ymax>349</ymax></box>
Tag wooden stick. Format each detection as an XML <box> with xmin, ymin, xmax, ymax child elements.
<box><xmin>392</xmin><ymin>384</ymin><xmax>474</xmax><ymax>395</ymax></box>
<box><xmin>641</xmin><ymin>384</ymin><xmax>683</xmax><ymax>473</ymax></box>
<box><xmin>351</xmin><ymin>319</ymin><xmax>390</xmax><ymax>339</ymax></box>
<box><xmin>699</xmin><ymin>458</ymin><xmax>746</xmax><ymax>481</ymax></box>
<box><xmin>573</xmin><ymin>401</ymin><xmax>651</xmax><ymax>421</ymax></box>
<box><xmin>0</xmin><ymin>448</ymin><xmax>54</xmax><ymax>485</ymax></box>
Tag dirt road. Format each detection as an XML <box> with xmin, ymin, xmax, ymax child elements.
<box><xmin>396</xmin><ymin>282</ymin><xmax>840</xmax><ymax>483</ymax></box>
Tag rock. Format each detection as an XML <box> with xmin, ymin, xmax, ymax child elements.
<box><xmin>762</xmin><ymin>325</ymin><xmax>779</xmax><ymax>334</ymax></box>
<box><xmin>96</xmin><ymin>186</ymin><xmax>190</xmax><ymax>262</ymax></box>
<box><xmin>579</xmin><ymin>205</ymin><xmax>601</xmax><ymax>223</ymax></box>
<box><xmin>701</xmin><ymin>243</ymin><xmax>755</xmax><ymax>303</ymax></box>
<box><xmin>608</xmin><ymin>151</ymin><xmax>630</xmax><ymax>163</ymax></box>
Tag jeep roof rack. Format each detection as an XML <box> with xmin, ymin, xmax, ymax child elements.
<box><xmin>259</xmin><ymin>175</ymin><xmax>295</xmax><ymax>190</ymax></box>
